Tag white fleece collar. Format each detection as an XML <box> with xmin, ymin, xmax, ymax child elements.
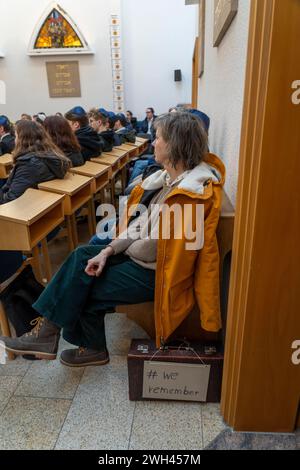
<box><xmin>141</xmin><ymin>162</ymin><xmax>220</xmax><ymax>195</ymax></box>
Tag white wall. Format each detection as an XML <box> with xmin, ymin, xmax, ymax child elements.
<box><xmin>198</xmin><ymin>1</ymin><xmax>251</xmax><ymax>206</ymax></box>
<box><xmin>0</xmin><ymin>0</ymin><xmax>197</xmax><ymax>121</ymax></box>
<box><xmin>0</xmin><ymin>0</ymin><xmax>118</xmax><ymax>121</ymax></box>
<box><xmin>122</xmin><ymin>0</ymin><xmax>197</xmax><ymax>119</ymax></box>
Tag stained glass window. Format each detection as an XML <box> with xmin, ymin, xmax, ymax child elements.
<box><xmin>34</xmin><ymin>9</ymin><xmax>83</xmax><ymax>49</ymax></box>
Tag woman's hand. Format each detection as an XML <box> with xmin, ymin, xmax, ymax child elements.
<box><xmin>85</xmin><ymin>246</ymin><xmax>114</xmax><ymax>277</ymax></box>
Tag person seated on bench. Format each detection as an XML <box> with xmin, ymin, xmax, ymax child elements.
<box><xmin>114</xmin><ymin>114</ymin><xmax>136</xmax><ymax>144</ymax></box>
<box><xmin>44</xmin><ymin>115</ymin><xmax>84</xmax><ymax>167</ymax></box>
<box><xmin>138</xmin><ymin>107</ymin><xmax>157</xmax><ymax>139</ymax></box>
<box><xmin>0</xmin><ymin>120</ymin><xmax>70</xmax><ymax>204</ymax></box>
<box><xmin>88</xmin><ymin>108</ymin><xmax>115</xmax><ymax>153</ymax></box>
<box><xmin>0</xmin><ymin>115</ymin><xmax>15</xmax><ymax>155</ymax></box>
<box><xmin>0</xmin><ymin>112</ymin><xmax>225</xmax><ymax>367</ymax></box>
<box><xmin>65</xmin><ymin>106</ymin><xmax>102</xmax><ymax>161</ymax></box>
<box><xmin>126</xmin><ymin>110</ymin><xmax>138</xmax><ymax>131</ymax></box>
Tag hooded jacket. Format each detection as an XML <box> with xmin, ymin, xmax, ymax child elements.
<box><xmin>98</xmin><ymin>129</ymin><xmax>115</xmax><ymax>153</ymax></box>
<box><xmin>64</xmin><ymin>149</ymin><xmax>84</xmax><ymax>167</ymax></box>
<box><xmin>75</xmin><ymin>126</ymin><xmax>102</xmax><ymax>161</ymax></box>
<box><xmin>0</xmin><ymin>134</ymin><xmax>15</xmax><ymax>155</ymax></box>
<box><xmin>116</xmin><ymin>127</ymin><xmax>136</xmax><ymax>144</ymax></box>
<box><xmin>123</xmin><ymin>153</ymin><xmax>225</xmax><ymax>347</ymax></box>
<box><xmin>0</xmin><ymin>152</ymin><xmax>69</xmax><ymax>205</ymax></box>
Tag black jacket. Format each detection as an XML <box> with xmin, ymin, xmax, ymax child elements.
<box><xmin>139</xmin><ymin>116</ymin><xmax>157</xmax><ymax>135</ymax></box>
<box><xmin>98</xmin><ymin>130</ymin><xmax>114</xmax><ymax>153</ymax></box>
<box><xmin>0</xmin><ymin>152</ymin><xmax>69</xmax><ymax>205</ymax></box>
<box><xmin>0</xmin><ymin>134</ymin><xmax>15</xmax><ymax>155</ymax></box>
<box><xmin>75</xmin><ymin>126</ymin><xmax>102</xmax><ymax>161</ymax></box>
<box><xmin>65</xmin><ymin>149</ymin><xmax>84</xmax><ymax>167</ymax></box>
<box><xmin>116</xmin><ymin>128</ymin><xmax>136</xmax><ymax>144</ymax></box>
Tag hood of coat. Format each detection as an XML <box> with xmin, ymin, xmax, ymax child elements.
<box><xmin>16</xmin><ymin>152</ymin><xmax>69</xmax><ymax>179</ymax></box>
<box><xmin>99</xmin><ymin>129</ymin><xmax>115</xmax><ymax>145</ymax></box>
<box><xmin>141</xmin><ymin>153</ymin><xmax>225</xmax><ymax>195</ymax></box>
<box><xmin>75</xmin><ymin>126</ymin><xmax>101</xmax><ymax>148</ymax></box>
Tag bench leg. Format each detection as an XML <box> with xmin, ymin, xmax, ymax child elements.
<box><xmin>0</xmin><ymin>302</ymin><xmax>15</xmax><ymax>360</ymax></box>
<box><xmin>32</xmin><ymin>246</ymin><xmax>43</xmax><ymax>284</ymax></box>
<box><xmin>41</xmin><ymin>238</ymin><xmax>52</xmax><ymax>283</ymax></box>
<box><xmin>88</xmin><ymin>199</ymin><xmax>96</xmax><ymax>236</ymax></box>
<box><xmin>65</xmin><ymin>216</ymin><xmax>75</xmax><ymax>251</ymax></box>
<box><xmin>71</xmin><ymin>214</ymin><xmax>79</xmax><ymax>247</ymax></box>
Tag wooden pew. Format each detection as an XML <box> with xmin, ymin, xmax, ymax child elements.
<box><xmin>0</xmin><ymin>154</ymin><xmax>13</xmax><ymax>179</ymax></box>
<box><xmin>69</xmin><ymin>162</ymin><xmax>111</xmax><ymax>232</ymax></box>
<box><xmin>91</xmin><ymin>154</ymin><xmax>123</xmax><ymax>204</ymax></box>
<box><xmin>38</xmin><ymin>173</ymin><xmax>94</xmax><ymax>251</ymax></box>
<box><xmin>115</xmin><ymin>144</ymin><xmax>139</xmax><ymax>159</ymax></box>
<box><xmin>115</xmin><ymin>191</ymin><xmax>235</xmax><ymax>343</ymax></box>
<box><xmin>0</xmin><ymin>188</ymin><xmax>65</xmax><ymax>282</ymax></box>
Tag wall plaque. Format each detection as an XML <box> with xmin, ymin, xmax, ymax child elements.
<box><xmin>46</xmin><ymin>61</ymin><xmax>81</xmax><ymax>98</ymax></box>
<box><xmin>213</xmin><ymin>0</ymin><xmax>238</xmax><ymax>47</ymax></box>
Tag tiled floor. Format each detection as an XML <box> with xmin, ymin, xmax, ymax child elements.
<box><xmin>0</xmin><ymin>224</ymin><xmax>298</xmax><ymax>450</ymax></box>
<box><xmin>0</xmin><ymin>314</ymin><xmax>227</xmax><ymax>450</ymax></box>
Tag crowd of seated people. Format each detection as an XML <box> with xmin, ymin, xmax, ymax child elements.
<box><xmin>0</xmin><ymin>106</ymin><xmax>224</xmax><ymax>368</ymax></box>
<box><xmin>0</xmin><ymin>106</ymin><xmax>220</xmax><ymax>366</ymax></box>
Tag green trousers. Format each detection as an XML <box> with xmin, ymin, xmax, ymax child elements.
<box><xmin>33</xmin><ymin>246</ymin><xmax>155</xmax><ymax>351</ymax></box>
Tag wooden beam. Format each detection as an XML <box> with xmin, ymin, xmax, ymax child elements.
<box><xmin>221</xmin><ymin>0</ymin><xmax>300</xmax><ymax>432</ymax></box>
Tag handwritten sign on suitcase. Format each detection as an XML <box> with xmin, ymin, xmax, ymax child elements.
<box><xmin>143</xmin><ymin>361</ymin><xmax>211</xmax><ymax>402</ymax></box>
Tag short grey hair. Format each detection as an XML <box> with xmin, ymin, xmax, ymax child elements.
<box><xmin>154</xmin><ymin>112</ymin><xmax>208</xmax><ymax>170</ymax></box>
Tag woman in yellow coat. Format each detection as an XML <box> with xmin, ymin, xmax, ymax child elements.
<box><xmin>1</xmin><ymin>112</ymin><xmax>225</xmax><ymax>366</ymax></box>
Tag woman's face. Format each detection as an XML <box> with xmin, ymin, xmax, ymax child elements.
<box><xmin>153</xmin><ymin>128</ymin><xmax>169</xmax><ymax>168</ymax></box>
<box><xmin>126</xmin><ymin>112</ymin><xmax>131</xmax><ymax>121</ymax></box>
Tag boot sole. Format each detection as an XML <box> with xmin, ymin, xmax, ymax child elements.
<box><xmin>4</xmin><ymin>346</ymin><xmax>57</xmax><ymax>360</ymax></box>
<box><xmin>60</xmin><ymin>357</ymin><xmax>110</xmax><ymax>368</ymax></box>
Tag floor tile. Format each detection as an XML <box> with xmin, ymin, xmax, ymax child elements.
<box><xmin>14</xmin><ymin>360</ymin><xmax>84</xmax><ymax>399</ymax></box>
<box><xmin>201</xmin><ymin>403</ymin><xmax>226</xmax><ymax>448</ymax></box>
<box><xmin>0</xmin><ymin>376</ymin><xmax>22</xmax><ymax>414</ymax></box>
<box><xmin>0</xmin><ymin>396</ymin><xmax>71</xmax><ymax>449</ymax></box>
<box><xmin>129</xmin><ymin>401</ymin><xmax>202</xmax><ymax>450</ymax></box>
<box><xmin>205</xmin><ymin>429</ymin><xmax>297</xmax><ymax>450</ymax></box>
<box><xmin>55</xmin><ymin>356</ymin><xmax>135</xmax><ymax>450</ymax></box>
<box><xmin>0</xmin><ymin>356</ymin><xmax>31</xmax><ymax>377</ymax></box>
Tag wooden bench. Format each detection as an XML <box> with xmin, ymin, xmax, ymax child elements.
<box><xmin>0</xmin><ymin>154</ymin><xmax>13</xmax><ymax>179</ymax></box>
<box><xmin>91</xmin><ymin>154</ymin><xmax>124</xmax><ymax>203</ymax></box>
<box><xmin>115</xmin><ymin>191</ymin><xmax>235</xmax><ymax>343</ymax></box>
<box><xmin>38</xmin><ymin>174</ymin><xmax>94</xmax><ymax>251</ymax></box>
<box><xmin>115</xmin><ymin>144</ymin><xmax>139</xmax><ymax>159</ymax></box>
<box><xmin>69</xmin><ymin>162</ymin><xmax>111</xmax><ymax>232</ymax></box>
<box><xmin>0</xmin><ymin>188</ymin><xmax>65</xmax><ymax>283</ymax></box>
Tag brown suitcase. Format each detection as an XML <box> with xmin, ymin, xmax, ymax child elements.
<box><xmin>127</xmin><ymin>339</ymin><xmax>223</xmax><ymax>403</ymax></box>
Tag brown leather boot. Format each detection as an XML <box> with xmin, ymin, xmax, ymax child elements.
<box><xmin>60</xmin><ymin>347</ymin><xmax>110</xmax><ymax>367</ymax></box>
<box><xmin>0</xmin><ymin>317</ymin><xmax>61</xmax><ymax>360</ymax></box>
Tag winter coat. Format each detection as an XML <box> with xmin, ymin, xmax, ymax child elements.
<box><xmin>75</xmin><ymin>126</ymin><xmax>102</xmax><ymax>161</ymax></box>
<box><xmin>64</xmin><ymin>149</ymin><xmax>84</xmax><ymax>167</ymax></box>
<box><xmin>98</xmin><ymin>129</ymin><xmax>114</xmax><ymax>153</ymax></box>
<box><xmin>0</xmin><ymin>152</ymin><xmax>69</xmax><ymax>204</ymax></box>
<box><xmin>122</xmin><ymin>153</ymin><xmax>225</xmax><ymax>347</ymax></box>
<box><xmin>116</xmin><ymin>128</ymin><xmax>136</xmax><ymax>144</ymax></box>
<box><xmin>0</xmin><ymin>134</ymin><xmax>15</xmax><ymax>155</ymax></box>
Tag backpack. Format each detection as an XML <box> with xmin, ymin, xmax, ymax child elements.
<box><xmin>0</xmin><ymin>264</ymin><xmax>44</xmax><ymax>336</ymax></box>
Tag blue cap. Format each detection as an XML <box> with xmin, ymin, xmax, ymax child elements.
<box><xmin>0</xmin><ymin>115</ymin><xmax>9</xmax><ymax>126</ymax></box>
<box><xmin>188</xmin><ymin>109</ymin><xmax>210</xmax><ymax>132</ymax></box>
<box><xmin>107</xmin><ymin>111</ymin><xmax>116</xmax><ymax>118</ymax></box>
<box><xmin>68</xmin><ymin>106</ymin><xmax>86</xmax><ymax>117</ymax></box>
<box><xmin>98</xmin><ymin>108</ymin><xmax>109</xmax><ymax>118</ymax></box>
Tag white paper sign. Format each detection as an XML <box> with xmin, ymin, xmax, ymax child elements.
<box><xmin>143</xmin><ymin>361</ymin><xmax>211</xmax><ymax>402</ymax></box>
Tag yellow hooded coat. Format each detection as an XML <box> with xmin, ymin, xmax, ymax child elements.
<box><xmin>122</xmin><ymin>153</ymin><xmax>225</xmax><ymax>347</ymax></box>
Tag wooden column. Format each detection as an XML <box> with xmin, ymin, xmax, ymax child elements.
<box><xmin>221</xmin><ymin>0</ymin><xmax>300</xmax><ymax>432</ymax></box>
